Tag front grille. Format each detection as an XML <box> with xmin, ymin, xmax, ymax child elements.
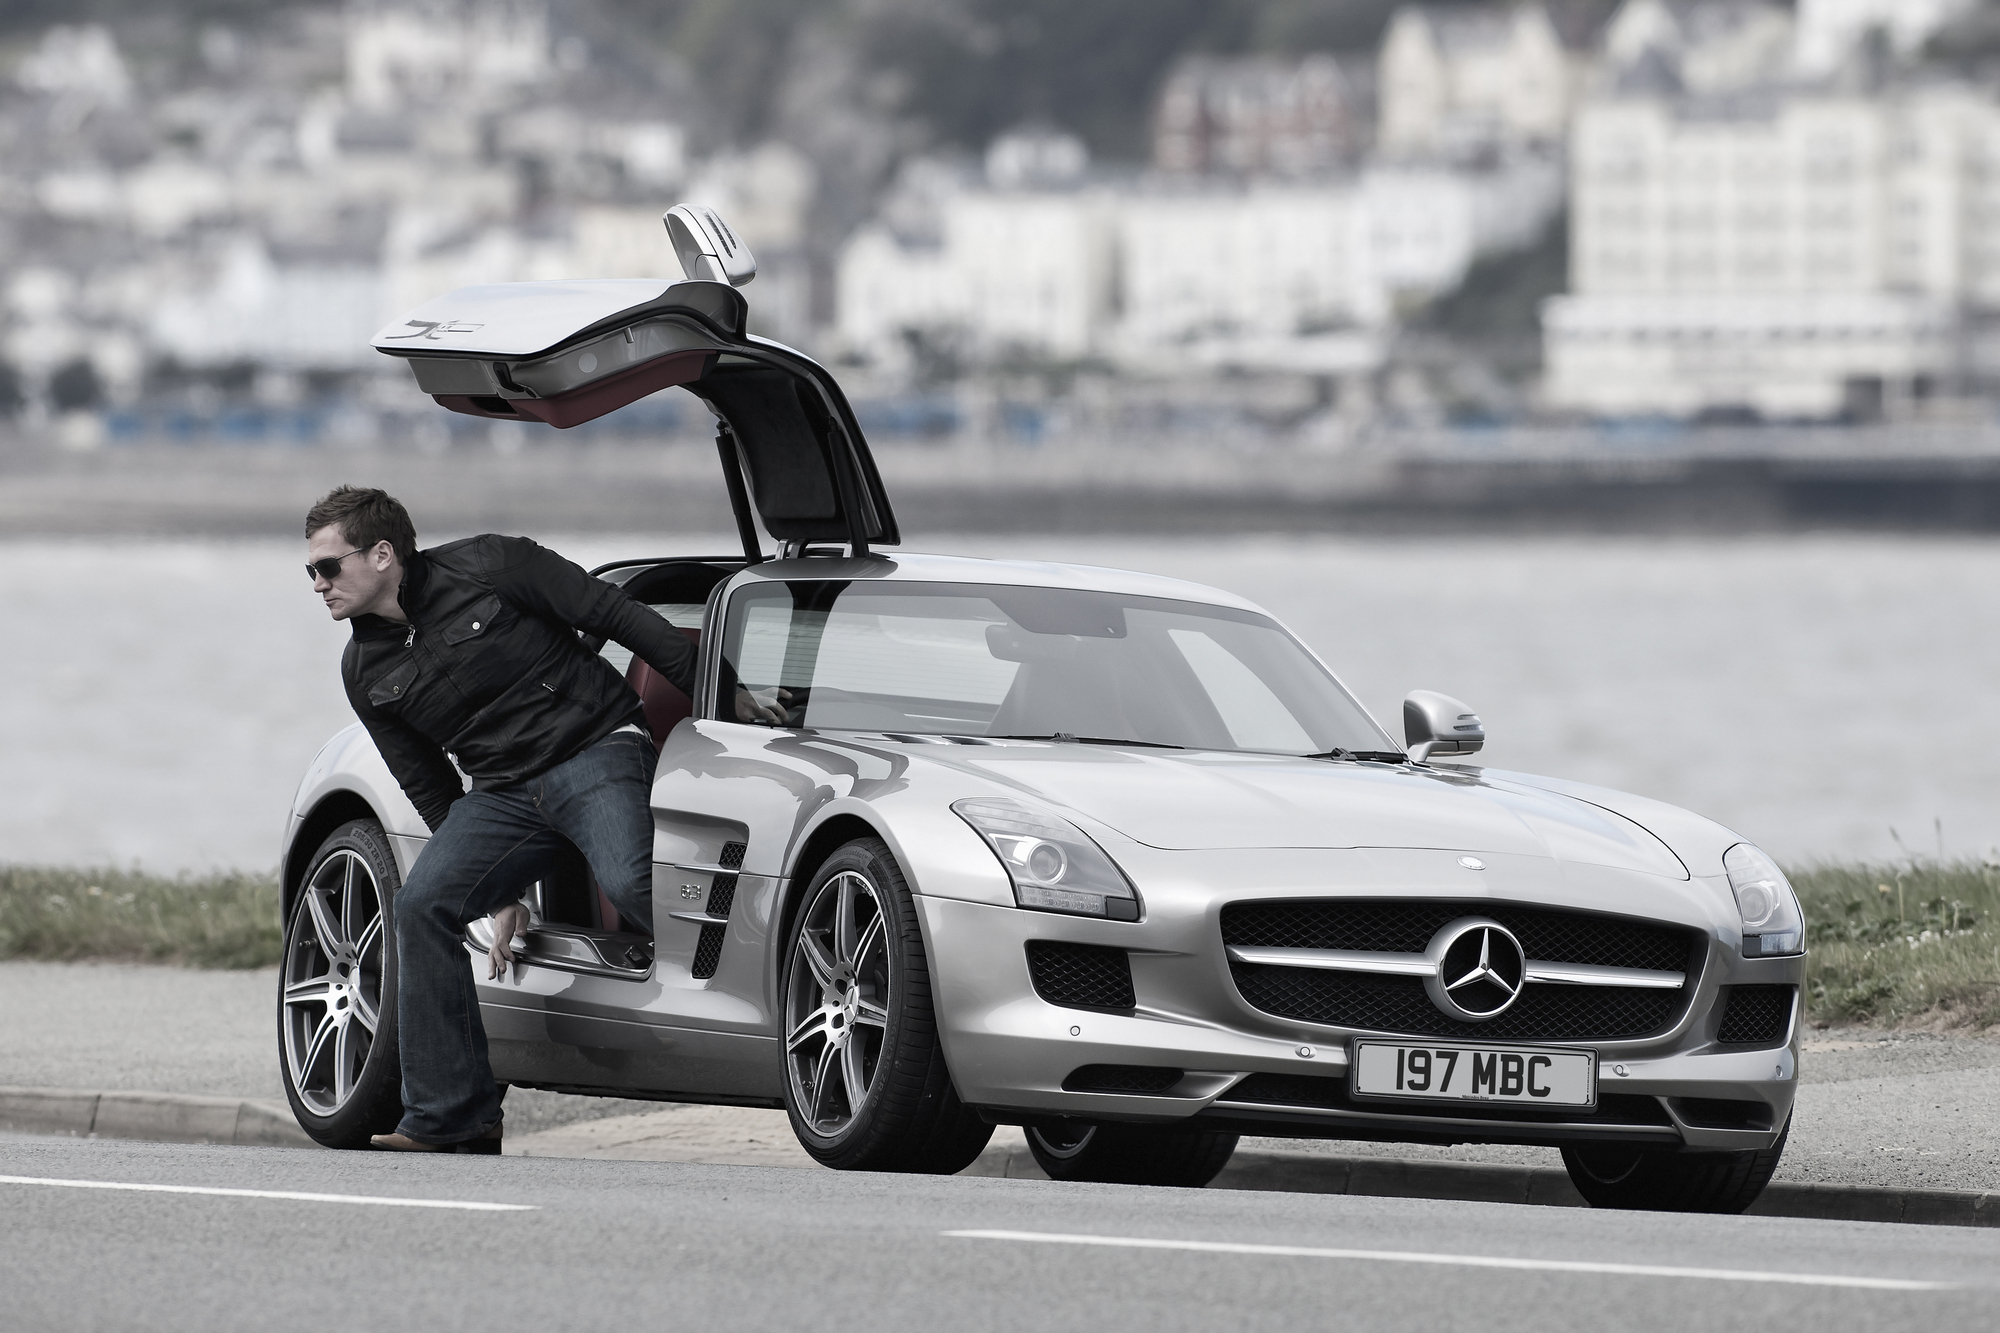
<box><xmin>1222</xmin><ymin>899</ymin><xmax>1701</xmax><ymax>1042</ymax></box>
<box><xmin>1223</xmin><ymin>1073</ymin><xmax>1674</xmax><ymax>1126</ymax></box>
<box><xmin>1026</xmin><ymin>941</ymin><xmax>1134</xmax><ymax>1011</ymax></box>
<box><xmin>690</xmin><ymin>842</ymin><xmax>747</xmax><ymax>980</ymax></box>
<box><xmin>1716</xmin><ymin>985</ymin><xmax>1794</xmax><ymax>1046</ymax></box>
<box><xmin>1062</xmin><ymin>1064</ymin><xmax>1184</xmax><ymax>1094</ymax></box>
<box><xmin>1222</xmin><ymin>900</ymin><xmax>1698</xmax><ymax>973</ymax></box>
<box><xmin>1230</xmin><ymin>964</ymin><xmax>1684</xmax><ymax>1041</ymax></box>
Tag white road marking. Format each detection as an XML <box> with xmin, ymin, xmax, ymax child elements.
<box><xmin>944</xmin><ymin>1230</ymin><xmax>1955</xmax><ymax>1291</ymax></box>
<box><xmin>0</xmin><ymin>1175</ymin><xmax>536</xmax><ymax>1212</ymax></box>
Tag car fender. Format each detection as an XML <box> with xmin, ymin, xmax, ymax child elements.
<box><xmin>282</xmin><ymin>723</ymin><xmax>429</xmax><ymax>903</ymax></box>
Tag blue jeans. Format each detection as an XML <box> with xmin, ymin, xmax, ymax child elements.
<box><xmin>392</xmin><ymin>728</ymin><xmax>657</xmax><ymax>1144</ymax></box>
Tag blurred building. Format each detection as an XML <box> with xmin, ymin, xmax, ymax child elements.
<box><xmin>1152</xmin><ymin>55</ymin><xmax>1373</xmax><ymax>177</ymax></box>
<box><xmin>1377</xmin><ymin>3</ymin><xmax>1587</xmax><ymax>159</ymax></box>
<box><xmin>839</xmin><ymin>123</ymin><xmax>1562</xmax><ymax>374</ymax></box>
<box><xmin>1544</xmin><ymin>1</ymin><xmax>2000</xmax><ymax>419</ymax></box>
<box><xmin>1792</xmin><ymin>0</ymin><xmax>1977</xmax><ymax>79</ymax></box>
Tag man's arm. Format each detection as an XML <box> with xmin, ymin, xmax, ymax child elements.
<box><xmin>350</xmin><ymin>693</ymin><xmax>465</xmax><ymax>832</ymax></box>
<box><xmin>481</xmin><ymin>537</ymin><xmax>698</xmax><ymax>696</ymax></box>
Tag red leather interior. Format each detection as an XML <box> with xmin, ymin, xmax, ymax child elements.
<box><xmin>625</xmin><ymin>626</ymin><xmax>702</xmax><ymax>752</ymax></box>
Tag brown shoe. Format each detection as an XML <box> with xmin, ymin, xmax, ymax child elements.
<box><xmin>368</xmin><ymin>1132</ymin><xmax>453</xmax><ymax>1153</ymax></box>
<box><xmin>368</xmin><ymin>1122</ymin><xmax>503</xmax><ymax>1154</ymax></box>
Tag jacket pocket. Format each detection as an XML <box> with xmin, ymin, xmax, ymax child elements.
<box><xmin>442</xmin><ymin>593</ymin><xmax>505</xmax><ymax>646</ymax></box>
<box><xmin>366</xmin><ymin>656</ymin><xmax>419</xmax><ymax>708</ymax></box>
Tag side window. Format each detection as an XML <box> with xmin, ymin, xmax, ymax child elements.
<box><xmin>1167</xmin><ymin>628</ymin><xmax>1316</xmax><ymax>753</ymax></box>
<box><xmin>720</xmin><ymin>581</ymin><xmax>1021</xmax><ymax>732</ymax></box>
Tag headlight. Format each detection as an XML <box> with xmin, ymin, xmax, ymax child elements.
<box><xmin>952</xmin><ymin>797</ymin><xmax>1140</xmax><ymax>920</ymax></box>
<box><xmin>1723</xmin><ymin>842</ymin><xmax>1804</xmax><ymax>957</ymax></box>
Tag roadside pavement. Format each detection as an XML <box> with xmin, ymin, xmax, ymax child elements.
<box><xmin>6</xmin><ymin>960</ymin><xmax>1997</xmax><ymax>1205</ymax></box>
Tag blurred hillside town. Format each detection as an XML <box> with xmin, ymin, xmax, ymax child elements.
<box><xmin>7</xmin><ymin>0</ymin><xmax>2000</xmax><ymax>455</ymax></box>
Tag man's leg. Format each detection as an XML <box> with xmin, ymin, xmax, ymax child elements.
<box><xmin>537</xmin><ymin>729</ymin><xmax>659</xmax><ymax>937</ymax></box>
<box><xmin>392</xmin><ymin>789</ymin><xmax>563</xmax><ymax>1143</ymax></box>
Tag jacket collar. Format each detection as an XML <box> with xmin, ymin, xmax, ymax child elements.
<box><xmin>349</xmin><ymin>550</ymin><xmax>430</xmax><ymax>641</ymax></box>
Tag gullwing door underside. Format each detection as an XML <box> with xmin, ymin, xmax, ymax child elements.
<box><xmin>371</xmin><ymin>276</ymin><xmax>898</xmax><ymax>555</ymax></box>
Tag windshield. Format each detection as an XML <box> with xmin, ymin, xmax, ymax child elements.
<box><xmin>717</xmin><ymin>580</ymin><xmax>1398</xmax><ymax>757</ymax></box>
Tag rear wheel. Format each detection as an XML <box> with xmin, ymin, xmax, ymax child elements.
<box><xmin>780</xmin><ymin>838</ymin><xmax>993</xmax><ymax>1173</ymax></box>
<box><xmin>1561</xmin><ymin>1119</ymin><xmax>1790</xmax><ymax>1213</ymax></box>
<box><xmin>1027</xmin><ymin>1120</ymin><xmax>1240</xmax><ymax>1188</ymax></box>
<box><xmin>278</xmin><ymin>819</ymin><xmax>404</xmax><ymax>1148</ymax></box>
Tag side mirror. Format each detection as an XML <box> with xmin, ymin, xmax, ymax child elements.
<box><xmin>1404</xmin><ymin>690</ymin><xmax>1484</xmax><ymax>764</ymax></box>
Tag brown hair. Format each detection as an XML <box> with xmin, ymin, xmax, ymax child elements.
<box><xmin>305</xmin><ymin>486</ymin><xmax>417</xmax><ymax>562</ymax></box>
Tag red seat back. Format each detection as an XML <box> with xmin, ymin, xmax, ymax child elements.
<box><xmin>626</xmin><ymin>626</ymin><xmax>701</xmax><ymax>752</ymax></box>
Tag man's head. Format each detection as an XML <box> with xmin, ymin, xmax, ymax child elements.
<box><xmin>305</xmin><ymin>486</ymin><xmax>417</xmax><ymax>621</ymax></box>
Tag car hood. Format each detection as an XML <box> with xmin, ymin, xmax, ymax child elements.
<box><xmin>911</xmin><ymin>746</ymin><xmax>1688</xmax><ymax>879</ymax></box>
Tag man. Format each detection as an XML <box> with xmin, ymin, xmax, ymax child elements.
<box><xmin>307</xmin><ymin>485</ymin><xmax>777</xmax><ymax>1153</ymax></box>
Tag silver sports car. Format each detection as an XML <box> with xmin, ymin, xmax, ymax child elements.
<box><xmin>278</xmin><ymin>208</ymin><xmax>1804</xmax><ymax>1211</ymax></box>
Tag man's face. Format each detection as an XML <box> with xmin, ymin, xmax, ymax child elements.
<box><xmin>309</xmin><ymin>525</ymin><xmax>400</xmax><ymax>621</ymax></box>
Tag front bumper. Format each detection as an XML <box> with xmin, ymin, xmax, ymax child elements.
<box><xmin>917</xmin><ymin>893</ymin><xmax>1800</xmax><ymax>1152</ymax></box>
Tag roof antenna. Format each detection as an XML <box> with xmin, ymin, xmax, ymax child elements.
<box><xmin>664</xmin><ymin>204</ymin><xmax>757</xmax><ymax>287</ymax></box>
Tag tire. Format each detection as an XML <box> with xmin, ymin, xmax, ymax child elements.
<box><xmin>780</xmin><ymin>838</ymin><xmax>994</xmax><ymax>1173</ymax></box>
<box><xmin>1027</xmin><ymin>1121</ymin><xmax>1240</xmax><ymax>1188</ymax></box>
<box><xmin>278</xmin><ymin>818</ymin><xmax>404</xmax><ymax>1149</ymax></box>
<box><xmin>1561</xmin><ymin>1118</ymin><xmax>1790</xmax><ymax>1213</ymax></box>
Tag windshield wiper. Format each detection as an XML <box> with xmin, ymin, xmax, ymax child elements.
<box><xmin>992</xmin><ymin>733</ymin><xmax>1186</xmax><ymax>750</ymax></box>
<box><xmin>1304</xmin><ymin>748</ymin><xmax>1407</xmax><ymax>763</ymax></box>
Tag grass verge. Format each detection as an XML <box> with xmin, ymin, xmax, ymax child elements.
<box><xmin>0</xmin><ymin>865</ymin><xmax>281</xmax><ymax>969</ymax></box>
<box><xmin>1793</xmin><ymin>860</ymin><xmax>2000</xmax><ymax>1030</ymax></box>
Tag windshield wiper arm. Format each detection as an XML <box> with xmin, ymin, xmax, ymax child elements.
<box><xmin>992</xmin><ymin>733</ymin><xmax>1186</xmax><ymax>750</ymax></box>
<box><xmin>1304</xmin><ymin>748</ymin><xmax>1407</xmax><ymax>763</ymax></box>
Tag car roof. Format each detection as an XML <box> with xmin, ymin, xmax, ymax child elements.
<box><xmin>737</xmin><ymin>550</ymin><xmax>1273</xmax><ymax>617</ymax></box>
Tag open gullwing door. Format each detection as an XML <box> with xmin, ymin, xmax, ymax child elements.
<box><xmin>369</xmin><ymin>207</ymin><xmax>896</xmax><ymax>556</ymax></box>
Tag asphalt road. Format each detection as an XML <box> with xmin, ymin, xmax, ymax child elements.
<box><xmin>2</xmin><ymin>1135</ymin><xmax>1995</xmax><ymax>1333</ymax></box>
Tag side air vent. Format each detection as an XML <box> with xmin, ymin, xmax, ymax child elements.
<box><xmin>691</xmin><ymin>841</ymin><xmax>748</xmax><ymax>980</ymax></box>
<box><xmin>1674</xmin><ymin>1097</ymin><xmax>1773</xmax><ymax>1130</ymax></box>
<box><xmin>1061</xmin><ymin>1064</ymin><xmax>1183</xmax><ymax>1094</ymax></box>
<box><xmin>1026</xmin><ymin>941</ymin><xmax>1134</xmax><ymax>1012</ymax></box>
<box><xmin>1716</xmin><ymin>985</ymin><xmax>1794</xmax><ymax>1046</ymax></box>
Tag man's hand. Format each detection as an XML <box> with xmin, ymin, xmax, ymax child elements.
<box><xmin>486</xmin><ymin>902</ymin><xmax>531</xmax><ymax>980</ymax></box>
<box><xmin>735</xmin><ymin>686</ymin><xmax>792</xmax><ymax>726</ymax></box>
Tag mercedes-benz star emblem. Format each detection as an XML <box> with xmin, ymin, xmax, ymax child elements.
<box><xmin>1422</xmin><ymin>918</ymin><xmax>1527</xmax><ymax>1022</ymax></box>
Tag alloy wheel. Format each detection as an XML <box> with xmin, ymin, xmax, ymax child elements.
<box><xmin>281</xmin><ymin>849</ymin><xmax>386</xmax><ymax>1117</ymax></box>
<box><xmin>784</xmin><ymin>869</ymin><xmax>891</xmax><ymax>1138</ymax></box>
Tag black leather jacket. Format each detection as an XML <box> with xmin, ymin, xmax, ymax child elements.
<box><xmin>342</xmin><ymin>535</ymin><xmax>696</xmax><ymax>830</ymax></box>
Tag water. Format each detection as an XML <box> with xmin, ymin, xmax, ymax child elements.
<box><xmin>2</xmin><ymin>533</ymin><xmax>1994</xmax><ymax>871</ymax></box>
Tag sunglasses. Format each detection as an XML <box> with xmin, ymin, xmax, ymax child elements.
<box><xmin>307</xmin><ymin>548</ymin><xmax>368</xmax><ymax>581</ymax></box>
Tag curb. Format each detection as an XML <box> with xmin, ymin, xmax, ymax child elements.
<box><xmin>0</xmin><ymin>1086</ymin><xmax>315</xmax><ymax>1149</ymax></box>
<box><xmin>6</xmin><ymin>1086</ymin><xmax>1995</xmax><ymax>1228</ymax></box>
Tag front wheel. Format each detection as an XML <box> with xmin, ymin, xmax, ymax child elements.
<box><xmin>278</xmin><ymin>819</ymin><xmax>404</xmax><ymax>1148</ymax></box>
<box><xmin>1027</xmin><ymin>1121</ymin><xmax>1240</xmax><ymax>1188</ymax></box>
<box><xmin>1561</xmin><ymin>1119</ymin><xmax>1790</xmax><ymax>1213</ymax></box>
<box><xmin>780</xmin><ymin>838</ymin><xmax>993</xmax><ymax>1173</ymax></box>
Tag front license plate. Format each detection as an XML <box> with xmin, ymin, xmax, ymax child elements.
<box><xmin>1350</xmin><ymin>1041</ymin><xmax>1595</xmax><ymax>1109</ymax></box>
